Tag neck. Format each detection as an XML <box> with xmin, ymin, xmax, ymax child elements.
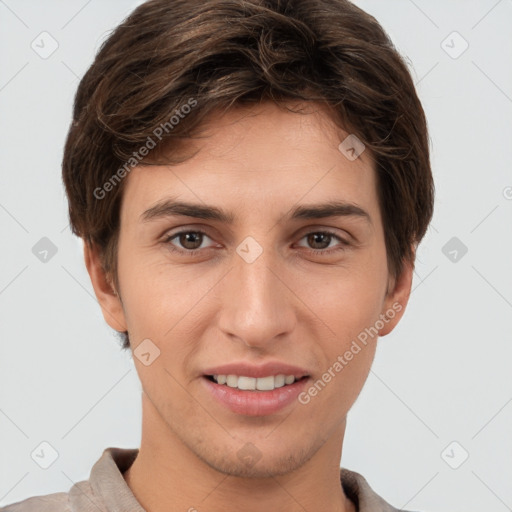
<box><xmin>123</xmin><ymin>392</ymin><xmax>356</xmax><ymax>512</ymax></box>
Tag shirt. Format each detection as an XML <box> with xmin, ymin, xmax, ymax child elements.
<box><xmin>0</xmin><ymin>447</ymin><xmax>416</xmax><ymax>512</ymax></box>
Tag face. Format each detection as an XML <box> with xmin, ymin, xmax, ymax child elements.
<box><xmin>86</xmin><ymin>101</ymin><xmax>412</xmax><ymax>478</ymax></box>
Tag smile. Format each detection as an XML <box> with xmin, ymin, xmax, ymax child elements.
<box><xmin>208</xmin><ymin>374</ymin><xmax>304</xmax><ymax>391</ymax></box>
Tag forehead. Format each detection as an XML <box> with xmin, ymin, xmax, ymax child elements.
<box><xmin>119</xmin><ymin>101</ymin><xmax>380</xmax><ymax>226</ymax></box>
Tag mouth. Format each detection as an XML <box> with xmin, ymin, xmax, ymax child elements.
<box><xmin>201</xmin><ymin>374</ymin><xmax>311</xmax><ymax>416</ymax></box>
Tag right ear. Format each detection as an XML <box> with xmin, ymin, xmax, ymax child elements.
<box><xmin>83</xmin><ymin>242</ymin><xmax>127</xmax><ymax>332</ymax></box>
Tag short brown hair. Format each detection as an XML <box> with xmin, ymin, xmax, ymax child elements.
<box><xmin>62</xmin><ymin>0</ymin><xmax>434</xmax><ymax>350</ymax></box>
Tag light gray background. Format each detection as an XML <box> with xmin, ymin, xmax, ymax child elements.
<box><xmin>1</xmin><ymin>1</ymin><xmax>511</xmax><ymax>510</ymax></box>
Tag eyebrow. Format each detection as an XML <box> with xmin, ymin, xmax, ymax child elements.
<box><xmin>140</xmin><ymin>198</ymin><xmax>371</xmax><ymax>224</ymax></box>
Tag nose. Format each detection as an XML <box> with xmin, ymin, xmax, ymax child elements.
<box><xmin>217</xmin><ymin>243</ymin><xmax>296</xmax><ymax>350</ymax></box>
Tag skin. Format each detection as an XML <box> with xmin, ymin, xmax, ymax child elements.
<box><xmin>85</xmin><ymin>101</ymin><xmax>413</xmax><ymax>512</ymax></box>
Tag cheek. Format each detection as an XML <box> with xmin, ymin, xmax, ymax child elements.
<box><xmin>306</xmin><ymin>259</ymin><xmax>388</xmax><ymax>337</ymax></box>
<box><xmin>116</xmin><ymin>249</ymin><xmax>218</xmax><ymax>344</ymax></box>
<box><xmin>308</xmin><ymin>273</ymin><xmax>385</xmax><ymax>415</ymax></box>
<box><xmin>115</xmin><ymin>246</ymin><xmax>173</xmax><ymax>341</ymax></box>
<box><xmin>304</xmin><ymin>259</ymin><xmax>388</xmax><ymax>399</ymax></box>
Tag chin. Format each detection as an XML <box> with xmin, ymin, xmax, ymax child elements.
<box><xmin>193</xmin><ymin>439</ymin><xmax>316</xmax><ymax>479</ymax></box>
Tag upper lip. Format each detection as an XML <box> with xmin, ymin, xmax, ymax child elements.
<box><xmin>203</xmin><ymin>361</ymin><xmax>310</xmax><ymax>379</ymax></box>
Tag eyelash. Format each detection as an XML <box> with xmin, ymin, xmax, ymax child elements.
<box><xmin>162</xmin><ymin>229</ymin><xmax>349</xmax><ymax>257</ymax></box>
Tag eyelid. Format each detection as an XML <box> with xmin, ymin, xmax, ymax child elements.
<box><xmin>296</xmin><ymin>225</ymin><xmax>354</xmax><ymax>249</ymax></box>
<box><xmin>295</xmin><ymin>225</ymin><xmax>353</xmax><ymax>243</ymax></box>
<box><xmin>294</xmin><ymin>230</ymin><xmax>350</xmax><ymax>251</ymax></box>
<box><xmin>163</xmin><ymin>228</ymin><xmax>217</xmax><ymax>248</ymax></box>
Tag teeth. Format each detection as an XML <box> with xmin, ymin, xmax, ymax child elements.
<box><xmin>226</xmin><ymin>375</ymin><xmax>238</xmax><ymax>387</ymax></box>
<box><xmin>212</xmin><ymin>374</ymin><xmax>299</xmax><ymax>391</ymax></box>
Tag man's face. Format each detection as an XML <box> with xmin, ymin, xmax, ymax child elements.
<box><xmin>88</xmin><ymin>101</ymin><xmax>411</xmax><ymax>477</ymax></box>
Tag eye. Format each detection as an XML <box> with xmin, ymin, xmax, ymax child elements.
<box><xmin>296</xmin><ymin>231</ymin><xmax>349</xmax><ymax>255</ymax></box>
<box><xmin>163</xmin><ymin>230</ymin><xmax>216</xmax><ymax>254</ymax></box>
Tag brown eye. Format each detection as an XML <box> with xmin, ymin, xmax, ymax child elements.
<box><xmin>178</xmin><ymin>232</ymin><xmax>204</xmax><ymax>250</ymax></box>
<box><xmin>164</xmin><ymin>230</ymin><xmax>215</xmax><ymax>254</ymax></box>
<box><xmin>307</xmin><ymin>233</ymin><xmax>333</xmax><ymax>250</ymax></box>
<box><xmin>296</xmin><ymin>231</ymin><xmax>349</xmax><ymax>255</ymax></box>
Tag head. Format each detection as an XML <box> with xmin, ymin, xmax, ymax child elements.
<box><xmin>63</xmin><ymin>0</ymin><xmax>433</xmax><ymax>477</ymax></box>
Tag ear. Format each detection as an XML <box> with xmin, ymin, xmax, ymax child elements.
<box><xmin>83</xmin><ymin>242</ymin><xmax>127</xmax><ymax>332</ymax></box>
<box><xmin>378</xmin><ymin>256</ymin><xmax>414</xmax><ymax>337</ymax></box>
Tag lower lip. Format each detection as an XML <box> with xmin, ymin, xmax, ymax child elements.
<box><xmin>202</xmin><ymin>376</ymin><xmax>310</xmax><ymax>416</ymax></box>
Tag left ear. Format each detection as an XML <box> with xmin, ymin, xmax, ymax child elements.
<box><xmin>378</xmin><ymin>256</ymin><xmax>414</xmax><ymax>337</ymax></box>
